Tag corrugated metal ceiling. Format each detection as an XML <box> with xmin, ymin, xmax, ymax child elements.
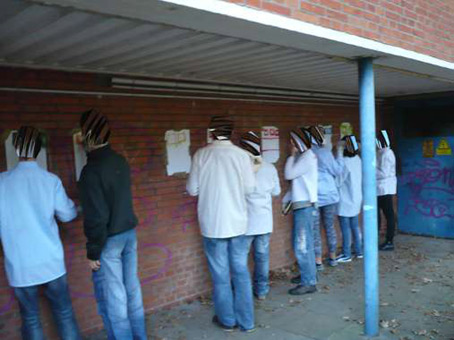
<box><xmin>0</xmin><ymin>0</ymin><xmax>453</xmax><ymax>97</ymax></box>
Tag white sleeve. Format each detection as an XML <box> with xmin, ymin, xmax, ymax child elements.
<box><xmin>186</xmin><ymin>152</ymin><xmax>200</xmax><ymax>196</ymax></box>
<box><xmin>271</xmin><ymin>165</ymin><xmax>281</xmax><ymax>196</ymax></box>
<box><xmin>284</xmin><ymin>155</ymin><xmax>310</xmax><ymax>180</ymax></box>
<box><xmin>55</xmin><ymin>179</ymin><xmax>77</xmax><ymax>222</ymax></box>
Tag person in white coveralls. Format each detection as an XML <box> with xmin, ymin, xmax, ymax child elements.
<box><xmin>239</xmin><ymin>131</ymin><xmax>281</xmax><ymax>301</ymax></box>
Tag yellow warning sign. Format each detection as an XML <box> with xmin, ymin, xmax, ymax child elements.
<box><xmin>422</xmin><ymin>139</ymin><xmax>434</xmax><ymax>158</ymax></box>
<box><xmin>436</xmin><ymin>138</ymin><xmax>452</xmax><ymax>156</ymax></box>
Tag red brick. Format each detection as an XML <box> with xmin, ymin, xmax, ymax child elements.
<box><xmin>0</xmin><ymin>66</ymin><xmax>365</xmax><ymax>338</ymax></box>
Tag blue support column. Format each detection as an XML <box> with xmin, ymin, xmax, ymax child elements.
<box><xmin>358</xmin><ymin>58</ymin><xmax>379</xmax><ymax>337</ymax></box>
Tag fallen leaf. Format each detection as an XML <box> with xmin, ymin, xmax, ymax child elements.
<box><xmin>422</xmin><ymin>277</ymin><xmax>433</xmax><ymax>284</ymax></box>
<box><xmin>413</xmin><ymin>329</ymin><xmax>428</xmax><ymax>336</ymax></box>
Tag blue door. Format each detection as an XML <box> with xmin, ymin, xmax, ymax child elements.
<box><xmin>398</xmin><ymin>136</ymin><xmax>454</xmax><ymax>238</ymax></box>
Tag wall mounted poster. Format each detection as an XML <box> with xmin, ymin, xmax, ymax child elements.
<box><xmin>73</xmin><ymin>132</ymin><xmax>87</xmax><ymax>181</ymax></box>
<box><xmin>261</xmin><ymin>126</ymin><xmax>279</xmax><ymax>163</ymax></box>
<box><xmin>165</xmin><ymin>129</ymin><xmax>191</xmax><ymax>176</ymax></box>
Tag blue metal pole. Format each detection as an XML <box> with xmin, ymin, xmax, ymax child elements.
<box><xmin>358</xmin><ymin>58</ymin><xmax>379</xmax><ymax>337</ymax></box>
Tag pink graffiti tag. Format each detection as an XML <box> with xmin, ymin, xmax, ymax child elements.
<box><xmin>402</xmin><ymin>159</ymin><xmax>454</xmax><ymax>219</ymax></box>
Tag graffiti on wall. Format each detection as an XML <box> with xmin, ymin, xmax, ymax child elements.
<box><xmin>398</xmin><ymin>136</ymin><xmax>454</xmax><ymax>239</ymax></box>
<box><xmin>402</xmin><ymin>158</ymin><xmax>454</xmax><ymax>219</ymax></box>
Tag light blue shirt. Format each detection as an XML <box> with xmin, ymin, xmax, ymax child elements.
<box><xmin>312</xmin><ymin>145</ymin><xmax>344</xmax><ymax>207</ymax></box>
<box><xmin>0</xmin><ymin>162</ymin><xmax>77</xmax><ymax>287</ymax></box>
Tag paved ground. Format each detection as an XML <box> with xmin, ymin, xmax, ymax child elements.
<box><xmin>86</xmin><ymin>235</ymin><xmax>454</xmax><ymax>340</ymax></box>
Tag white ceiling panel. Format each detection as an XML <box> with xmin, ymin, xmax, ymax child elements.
<box><xmin>0</xmin><ymin>0</ymin><xmax>453</xmax><ymax>97</ymax></box>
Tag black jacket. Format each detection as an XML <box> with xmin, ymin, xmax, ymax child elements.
<box><xmin>78</xmin><ymin>145</ymin><xmax>138</xmax><ymax>260</ymax></box>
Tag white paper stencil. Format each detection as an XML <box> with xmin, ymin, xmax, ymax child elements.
<box><xmin>261</xmin><ymin>126</ymin><xmax>280</xmax><ymax>163</ymax></box>
<box><xmin>165</xmin><ymin>129</ymin><xmax>191</xmax><ymax>176</ymax></box>
<box><xmin>73</xmin><ymin>132</ymin><xmax>87</xmax><ymax>181</ymax></box>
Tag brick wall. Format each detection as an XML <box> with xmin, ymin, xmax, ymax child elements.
<box><xmin>0</xmin><ymin>67</ymin><xmax>365</xmax><ymax>339</ymax></box>
<box><xmin>223</xmin><ymin>0</ymin><xmax>454</xmax><ymax>63</ymax></box>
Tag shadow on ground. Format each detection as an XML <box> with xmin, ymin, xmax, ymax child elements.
<box><xmin>86</xmin><ymin>235</ymin><xmax>454</xmax><ymax>340</ymax></box>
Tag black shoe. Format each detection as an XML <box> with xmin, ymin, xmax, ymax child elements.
<box><xmin>212</xmin><ymin>316</ymin><xmax>235</xmax><ymax>332</ymax></box>
<box><xmin>291</xmin><ymin>275</ymin><xmax>301</xmax><ymax>284</ymax></box>
<box><xmin>288</xmin><ymin>285</ymin><xmax>317</xmax><ymax>295</ymax></box>
<box><xmin>379</xmin><ymin>242</ymin><xmax>394</xmax><ymax>251</ymax></box>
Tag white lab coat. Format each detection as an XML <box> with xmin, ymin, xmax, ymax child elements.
<box><xmin>376</xmin><ymin>148</ymin><xmax>397</xmax><ymax>196</ymax></box>
<box><xmin>186</xmin><ymin>140</ymin><xmax>255</xmax><ymax>238</ymax></box>
<box><xmin>246</xmin><ymin>161</ymin><xmax>281</xmax><ymax>236</ymax></box>
<box><xmin>337</xmin><ymin>155</ymin><xmax>362</xmax><ymax>217</ymax></box>
<box><xmin>284</xmin><ymin>149</ymin><xmax>318</xmax><ymax>204</ymax></box>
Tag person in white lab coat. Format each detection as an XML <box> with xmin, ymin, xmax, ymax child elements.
<box><xmin>239</xmin><ymin>131</ymin><xmax>281</xmax><ymax>300</ymax></box>
<box><xmin>284</xmin><ymin>128</ymin><xmax>319</xmax><ymax>295</ymax></box>
<box><xmin>186</xmin><ymin>116</ymin><xmax>256</xmax><ymax>332</ymax></box>
<box><xmin>376</xmin><ymin>130</ymin><xmax>397</xmax><ymax>251</ymax></box>
<box><xmin>336</xmin><ymin>135</ymin><xmax>363</xmax><ymax>263</ymax></box>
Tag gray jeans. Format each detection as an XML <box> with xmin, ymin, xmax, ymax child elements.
<box><xmin>313</xmin><ymin>204</ymin><xmax>338</xmax><ymax>258</ymax></box>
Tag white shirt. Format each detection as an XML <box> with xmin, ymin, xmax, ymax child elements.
<box><xmin>246</xmin><ymin>161</ymin><xmax>281</xmax><ymax>236</ymax></box>
<box><xmin>284</xmin><ymin>149</ymin><xmax>318</xmax><ymax>204</ymax></box>
<box><xmin>186</xmin><ymin>140</ymin><xmax>255</xmax><ymax>238</ymax></box>
<box><xmin>0</xmin><ymin>162</ymin><xmax>77</xmax><ymax>287</ymax></box>
<box><xmin>337</xmin><ymin>155</ymin><xmax>362</xmax><ymax>217</ymax></box>
<box><xmin>376</xmin><ymin>148</ymin><xmax>397</xmax><ymax>196</ymax></box>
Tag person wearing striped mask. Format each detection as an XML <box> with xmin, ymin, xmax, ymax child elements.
<box><xmin>187</xmin><ymin>116</ymin><xmax>256</xmax><ymax>332</ymax></box>
<box><xmin>0</xmin><ymin>126</ymin><xmax>81</xmax><ymax>339</ymax></box>
<box><xmin>310</xmin><ymin>125</ymin><xmax>344</xmax><ymax>269</ymax></box>
<box><xmin>376</xmin><ymin>130</ymin><xmax>397</xmax><ymax>251</ymax></box>
<box><xmin>336</xmin><ymin>135</ymin><xmax>363</xmax><ymax>263</ymax></box>
<box><xmin>239</xmin><ymin>131</ymin><xmax>281</xmax><ymax>301</ymax></box>
<box><xmin>284</xmin><ymin>128</ymin><xmax>319</xmax><ymax>295</ymax></box>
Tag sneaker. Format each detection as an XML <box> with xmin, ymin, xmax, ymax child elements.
<box><xmin>336</xmin><ymin>255</ymin><xmax>352</xmax><ymax>263</ymax></box>
<box><xmin>288</xmin><ymin>285</ymin><xmax>317</xmax><ymax>295</ymax></box>
<box><xmin>255</xmin><ymin>294</ymin><xmax>266</xmax><ymax>301</ymax></box>
<box><xmin>356</xmin><ymin>254</ymin><xmax>364</xmax><ymax>259</ymax></box>
<box><xmin>316</xmin><ymin>263</ymin><xmax>324</xmax><ymax>271</ymax></box>
<box><xmin>328</xmin><ymin>258</ymin><xmax>338</xmax><ymax>267</ymax></box>
<box><xmin>212</xmin><ymin>316</ymin><xmax>235</xmax><ymax>332</ymax></box>
<box><xmin>379</xmin><ymin>242</ymin><xmax>394</xmax><ymax>251</ymax></box>
<box><xmin>291</xmin><ymin>275</ymin><xmax>301</xmax><ymax>284</ymax></box>
<box><xmin>241</xmin><ymin>327</ymin><xmax>256</xmax><ymax>333</ymax></box>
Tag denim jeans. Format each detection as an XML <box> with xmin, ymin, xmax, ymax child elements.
<box><xmin>203</xmin><ymin>235</ymin><xmax>254</xmax><ymax>331</ymax></box>
<box><xmin>293</xmin><ymin>207</ymin><xmax>317</xmax><ymax>286</ymax></box>
<box><xmin>98</xmin><ymin>229</ymin><xmax>147</xmax><ymax>340</ymax></box>
<box><xmin>13</xmin><ymin>274</ymin><xmax>81</xmax><ymax>340</ymax></box>
<box><xmin>250</xmin><ymin>233</ymin><xmax>271</xmax><ymax>297</ymax></box>
<box><xmin>339</xmin><ymin>215</ymin><xmax>363</xmax><ymax>258</ymax></box>
<box><xmin>92</xmin><ymin>270</ymin><xmax>115</xmax><ymax>340</ymax></box>
<box><xmin>313</xmin><ymin>204</ymin><xmax>338</xmax><ymax>258</ymax></box>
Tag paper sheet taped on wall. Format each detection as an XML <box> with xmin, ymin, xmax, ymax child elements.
<box><xmin>261</xmin><ymin>126</ymin><xmax>279</xmax><ymax>163</ymax></box>
<box><xmin>165</xmin><ymin>129</ymin><xmax>191</xmax><ymax>175</ymax></box>
<box><xmin>5</xmin><ymin>130</ymin><xmax>48</xmax><ymax>170</ymax></box>
<box><xmin>422</xmin><ymin>139</ymin><xmax>434</xmax><ymax>158</ymax></box>
<box><xmin>340</xmin><ymin>122</ymin><xmax>353</xmax><ymax>139</ymax></box>
<box><xmin>73</xmin><ymin>132</ymin><xmax>87</xmax><ymax>181</ymax></box>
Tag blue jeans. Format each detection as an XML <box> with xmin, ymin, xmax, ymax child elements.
<box><xmin>313</xmin><ymin>204</ymin><xmax>338</xmax><ymax>258</ymax></box>
<box><xmin>339</xmin><ymin>215</ymin><xmax>363</xmax><ymax>258</ymax></box>
<box><xmin>13</xmin><ymin>274</ymin><xmax>81</xmax><ymax>340</ymax></box>
<box><xmin>203</xmin><ymin>235</ymin><xmax>254</xmax><ymax>331</ymax></box>
<box><xmin>293</xmin><ymin>207</ymin><xmax>317</xmax><ymax>286</ymax></box>
<box><xmin>98</xmin><ymin>229</ymin><xmax>147</xmax><ymax>340</ymax></box>
<box><xmin>250</xmin><ymin>233</ymin><xmax>271</xmax><ymax>297</ymax></box>
<box><xmin>92</xmin><ymin>270</ymin><xmax>115</xmax><ymax>340</ymax></box>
